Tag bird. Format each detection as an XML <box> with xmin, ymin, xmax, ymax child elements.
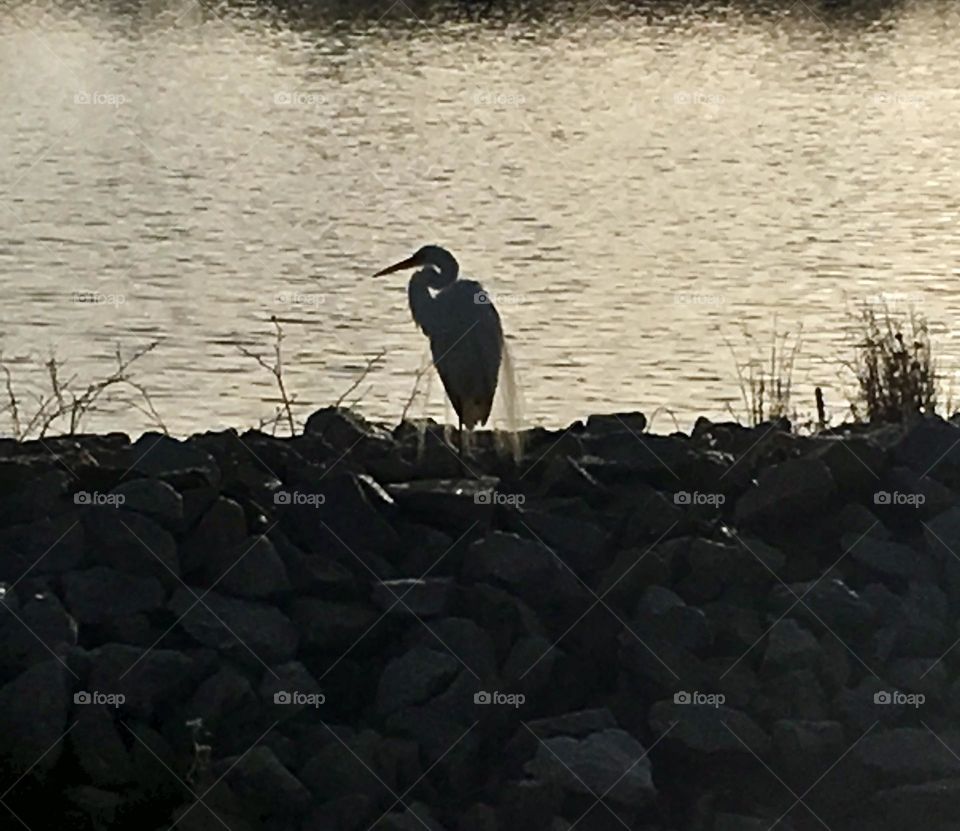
<box><xmin>374</xmin><ymin>245</ymin><xmax>503</xmax><ymax>455</ymax></box>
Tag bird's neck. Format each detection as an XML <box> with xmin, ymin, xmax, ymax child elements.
<box><xmin>408</xmin><ymin>266</ymin><xmax>456</xmax><ymax>334</ymax></box>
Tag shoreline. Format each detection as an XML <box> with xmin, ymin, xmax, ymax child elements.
<box><xmin>0</xmin><ymin>406</ymin><xmax>957</xmax><ymax>829</ymax></box>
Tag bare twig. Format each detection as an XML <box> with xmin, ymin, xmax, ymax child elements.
<box><xmin>334</xmin><ymin>349</ymin><xmax>386</xmax><ymax>409</ymax></box>
<box><xmin>0</xmin><ymin>342</ymin><xmax>160</xmax><ymax>439</ymax></box>
<box><xmin>400</xmin><ymin>361</ymin><xmax>434</xmax><ymax>423</ymax></box>
<box><xmin>237</xmin><ymin>316</ymin><xmax>296</xmax><ymax>436</ymax></box>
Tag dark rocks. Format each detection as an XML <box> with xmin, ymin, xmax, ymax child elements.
<box><xmin>762</xmin><ymin>618</ymin><xmax>820</xmax><ymax>671</ymax></box>
<box><xmin>61</xmin><ymin>566</ymin><xmax>165</xmax><ymax>625</ymax></box>
<box><xmin>169</xmin><ymin>588</ymin><xmax>298</xmax><ymax>665</ymax></box>
<box><xmin>128</xmin><ymin>432</ymin><xmax>220</xmax><ymax>488</ymax></box>
<box><xmin>290</xmin><ymin>598</ymin><xmax>380</xmax><ymax>653</ymax></box>
<box><xmin>845</xmin><ymin>534</ymin><xmax>918</xmax><ymax>582</ymax></box>
<box><xmin>2</xmin><ymin>407</ymin><xmax>960</xmax><ymax>831</ymax></box>
<box><xmin>83</xmin><ymin>507</ymin><xmax>179</xmax><ymax>583</ymax></box>
<box><xmin>524</xmin><ymin>727</ymin><xmax>656</xmax><ymax>808</ymax></box>
<box><xmin>110</xmin><ymin>477</ymin><xmax>184</xmax><ymax>528</ymax></box>
<box><xmin>376</xmin><ymin>646</ymin><xmax>461</xmax><ymax>715</ymax></box>
<box><xmin>372</xmin><ymin>578</ymin><xmax>455</xmax><ymax>618</ymax></box>
<box><xmin>649</xmin><ymin>699</ymin><xmax>771</xmax><ymax>757</ymax></box>
<box><xmin>384</xmin><ymin>478</ymin><xmax>498</xmax><ymax>533</ymax></box>
<box><xmin>461</xmin><ymin>531</ymin><xmax>585</xmax><ymax>615</ymax></box>
<box><xmin>735</xmin><ymin>457</ymin><xmax>836</xmax><ymax>529</ymax></box>
<box><xmin>0</xmin><ymin>660</ymin><xmax>70</xmax><ymax>776</ymax></box>
<box><xmin>223</xmin><ymin>745</ymin><xmax>311</xmax><ymax>817</ymax></box>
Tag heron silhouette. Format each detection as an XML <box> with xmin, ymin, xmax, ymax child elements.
<box><xmin>374</xmin><ymin>245</ymin><xmax>503</xmax><ymax>456</ymax></box>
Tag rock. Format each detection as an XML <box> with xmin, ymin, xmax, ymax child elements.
<box><xmin>87</xmin><ymin>644</ymin><xmax>198</xmax><ymax>719</ymax></box>
<box><xmin>853</xmin><ymin>728</ymin><xmax>960</xmax><ymax>785</ymax></box>
<box><xmin>585</xmin><ymin>412</ymin><xmax>647</xmax><ymax>435</ymax></box>
<box><xmin>61</xmin><ymin>566</ymin><xmax>165</xmax><ymax>625</ymax></box>
<box><xmin>863</xmin><ymin>778</ymin><xmax>960</xmax><ymax>831</ymax></box>
<box><xmin>461</xmin><ymin>532</ymin><xmax>584</xmax><ymax>613</ymax></box>
<box><xmin>763</xmin><ymin>619</ymin><xmax>820</xmax><ymax>671</ymax></box>
<box><xmin>170</xmin><ymin>588</ymin><xmax>298</xmax><ymax>665</ymax></box>
<box><xmin>63</xmin><ymin>786</ymin><xmax>123</xmax><ymax>828</ymax></box>
<box><xmin>809</xmin><ymin>435</ymin><xmax>887</xmax><ymax>501</ymax></box>
<box><xmin>180</xmin><ymin>496</ymin><xmax>248</xmax><ymax>575</ymax></box>
<box><xmin>0</xmin><ymin>590</ymin><xmax>77</xmax><ymax>674</ymax></box>
<box><xmin>767</xmin><ymin>578</ymin><xmax>875</xmax><ymax>644</ymax></box>
<box><xmin>214</xmin><ymin>535</ymin><xmax>291</xmax><ymax>599</ymax></box>
<box><xmin>579</xmin><ymin>433</ymin><xmax>696</xmax><ymax>486</ymax></box>
<box><xmin>301</xmin><ymin>728</ymin><xmax>386</xmax><ymax>802</ymax></box>
<box><xmin>376</xmin><ymin>646</ymin><xmax>461</xmax><ymax>716</ymax></box>
<box><xmin>735</xmin><ymin>457</ymin><xmax>836</xmax><ymax>528</ymax></box>
<box><xmin>0</xmin><ymin>514</ymin><xmax>85</xmax><ymax>580</ymax></box>
<box><xmin>635</xmin><ymin>585</ymin><xmax>711</xmax><ymax>653</ymax></box>
<box><xmin>189</xmin><ymin>665</ymin><xmax>258</xmax><ymax>733</ymax></box>
<box><xmin>510</xmin><ymin>504</ymin><xmax>608</xmax><ymax>575</ymax></box>
<box><xmin>304</xmin><ymin>406</ymin><xmax>393</xmax><ymax>446</ymax></box>
<box><xmin>524</xmin><ymin>728</ymin><xmax>656</xmax><ymax>808</ymax></box>
<box><xmin>649</xmin><ymin>699</ymin><xmax>771</xmax><ymax>757</ymax></box>
<box><xmin>69</xmin><ymin>703</ymin><xmax>132</xmax><ymax>787</ymax></box>
<box><xmin>376</xmin><ymin>802</ymin><xmax>447</xmax><ymax>831</ymax></box>
<box><xmin>110</xmin><ymin>477</ymin><xmax>184</xmax><ymax>528</ymax></box>
<box><xmin>372</xmin><ymin>578</ymin><xmax>455</xmax><ymax>618</ymax></box>
<box><xmin>458</xmin><ymin>803</ymin><xmax>499</xmax><ymax>831</ymax></box>
<box><xmin>0</xmin><ymin>660</ymin><xmax>70</xmax><ymax>776</ymax></box>
<box><xmin>290</xmin><ymin>598</ymin><xmax>380</xmax><ymax>653</ymax></box>
<box><xmin>83</xmin><ymin>507</ymin><xmax>179</xmax><ymax>583</ymax></box>
<box><xmin>873</xmin><ymin>582</ymin><xmax>949</xmax><ymax>660</ymax></box>
<box><xmin>128</xmin><ymin>432</ymin><xmax>220</xmax><ymax>488</ymax></box>
<box><xmin>223</xmin><ymin>745</ymin><xmax>311</xmax><ymax>816</ymax></box>
<box><xmin>844</xmin><ymin>534</ymin><xmax>918</xmax><ymax>581</ymax></box>
<box><xmin>771</xmin><ymin>719</ymin><xmax>845</xmax><ymax>786</ymax></box>
<box><xmin>278</xmin><ymin>472</ymin><xmax>399</xmax><ymax>562</ymax></box>
<box><xmin>384</xmin><ymin>478</ymin><xmax>498</xmax><ymax>533</ymax></box>
<box><xmin>893</xmin><ymin>417</ymin><xmax>960</xmax><ymax>484</ymax></box>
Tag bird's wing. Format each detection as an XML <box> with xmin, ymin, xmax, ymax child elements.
<box><xmin>428</xmin><ymin>280</ymin><xmax>503</xmax><ymax>428</ymax></box>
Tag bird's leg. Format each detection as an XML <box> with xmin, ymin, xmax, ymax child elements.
<box><xmin>458</xmin><ymin>416</ymin><xmax>464</xmax><ymax>459</ymax></box>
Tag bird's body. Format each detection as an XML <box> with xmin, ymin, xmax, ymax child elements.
<box><xmin>374</xmin><ymin>245</ymin><xmax>504</xmax><ymax>447</ymax></box>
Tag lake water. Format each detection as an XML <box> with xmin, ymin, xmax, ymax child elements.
<box><xmin>2</xmin><ymin>0</ymin><xmax>959</xmax><ymax>436</ymax></box>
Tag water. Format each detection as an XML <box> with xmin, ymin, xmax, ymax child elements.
<box><xmin>1</xmin><ymin>0</ymin><xmax>959</xmax><ymax>436</ymax></box>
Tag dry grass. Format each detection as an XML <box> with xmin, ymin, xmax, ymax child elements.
<box><xmin>0</xmin><ymin>341</ymin><xmax>163</xmax><ymax>439</ymax></box>
<box><xmin>846</xmin><ymin>303</ymin><xmax>937</xmax><ymax>423</ymax></box>
<box><xmin>725</xmin><ymin>321</ymin><xmax>803</xmax><ymax>427</ymax></box>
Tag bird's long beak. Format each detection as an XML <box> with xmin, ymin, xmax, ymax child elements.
<box><xmin>373</xmin><ymin>256</ymin><xmax>417</xmax><ymax>278</ymax></box>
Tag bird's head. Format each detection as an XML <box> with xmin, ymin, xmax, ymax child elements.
<box><xmin>373</xmin><ymin>245</ymin><xmax>458</xmax><ymax>279</ymax></box>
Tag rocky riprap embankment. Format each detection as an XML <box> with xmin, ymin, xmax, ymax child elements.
<box><xmin>2</xmin><ymin>407</ymin><xmax>960</xmax><ymax>830</ymax></box>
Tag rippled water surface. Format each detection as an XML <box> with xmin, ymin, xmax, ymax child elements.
<box><xmin>1</xmin><ymin>0</ymin><xmax>959</xmax><ymax>435</ymax></box>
